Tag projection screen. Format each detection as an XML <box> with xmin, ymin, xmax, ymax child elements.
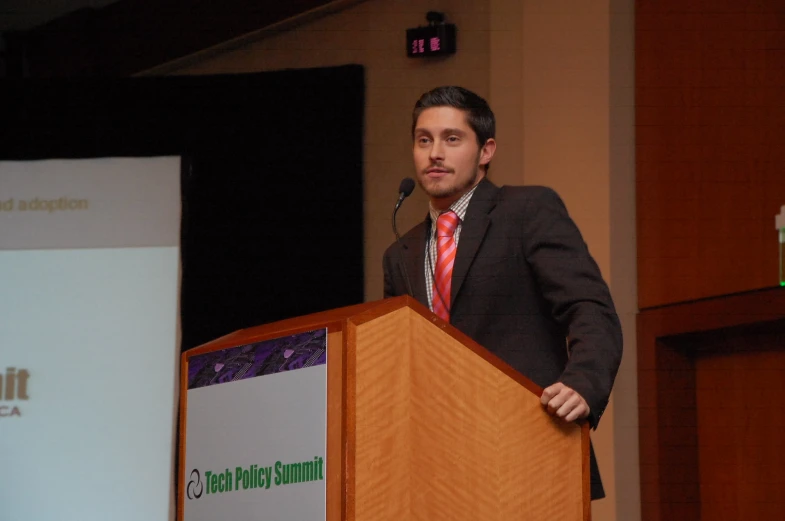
<box><xmin>0</xmin><ymin>157</ymin><xmax>181</xmax><ymax>521</ymax></box>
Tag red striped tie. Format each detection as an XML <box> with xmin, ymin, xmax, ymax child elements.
<box><xmin>432</xmin><ymin>210</ymin><xmax>459</xmax><ymax>321</ymax></box>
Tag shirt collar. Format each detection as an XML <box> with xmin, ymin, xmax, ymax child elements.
<box><xmin>428</xmin><ymin>184</ymin><xmax>479</xmax><ymax>226</ymax></box>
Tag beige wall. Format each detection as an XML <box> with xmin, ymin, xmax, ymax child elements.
<box><xmin>146</xmin><ymin>0</ymin><xmax>637</xmax><ymax>518</ymax></box>
<box><xmin>608</xmin><ymin>1</ymin><xmax>639</xmax><ymax>519</ymax></box>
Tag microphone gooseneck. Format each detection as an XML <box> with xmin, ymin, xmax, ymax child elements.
<box><xmin>393</xmin><ymin>178</ymin><xmax>416</xmax><ymax>297</ymax></box>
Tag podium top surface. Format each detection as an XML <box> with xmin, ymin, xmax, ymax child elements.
<box><xmin>185</xmin><ymin>297</ymin><xmax>413</xmax><ymax>355</ymax></box>
<box><xmin>184</xmin><ymin>296</ymin><xmax>548</xmax><ymax>399</ymax></box>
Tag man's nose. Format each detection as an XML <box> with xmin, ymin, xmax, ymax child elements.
<box><xmin>429</xmin><ymin>140</ymin><xmax>445</xmax><ymax>162</ymax></box>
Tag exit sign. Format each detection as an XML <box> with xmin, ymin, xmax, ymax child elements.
<box><xmin>406</xmin><ymin>24</ymin><xmax>457</xmax><ymax>57</ymax></box>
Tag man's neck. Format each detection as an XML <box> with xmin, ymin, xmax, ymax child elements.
<box><xmin>429</xmin><ymin>173</ymin><xmax>485</xmax><ymax>211</ymax></box>
<box><xmin>430</xmin><ymin>197</ymin><xmax>460</xmax><ymax>212</ymax></box>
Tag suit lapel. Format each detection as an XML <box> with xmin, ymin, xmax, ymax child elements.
<box><xmin>451</xmin><ymin>178</ymin><xmax>499</xmax><ymax>308</ymax></box>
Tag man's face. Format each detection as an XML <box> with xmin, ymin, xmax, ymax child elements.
<box><xmin>412</xmin><ymin>106</ymin><xmax>495</xmax><ymax>210</ymax></box>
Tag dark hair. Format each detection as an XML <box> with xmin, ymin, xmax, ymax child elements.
<box><xmin>411</xmin><ymin>86</ymin><xmax>496</xmax><ymax>148</ymax></box>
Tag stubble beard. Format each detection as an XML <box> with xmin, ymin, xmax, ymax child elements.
<box><xmin>419</xmin><ymin>156</ymin><xmax>483</xmax><ymax>200</ymax></box>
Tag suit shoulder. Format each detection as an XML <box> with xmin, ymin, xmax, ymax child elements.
<box><xmin>499</xmin><ymin>184</ymin><xmax>563</xmax><ymax>202</ymax></box>
<box><xmin>383</xmin><ymin>221</ymin><xmax>427</xmax><ymax>258</ymax></box>
<box><xmin>496</xmin><ymin>185</ymin><xmax>567</xmax><ymax>215</ymax></box>
<box><xmin>383</xmin><ymin>239</ymin><xmax>399</xmax><ymax>259</ymax></box>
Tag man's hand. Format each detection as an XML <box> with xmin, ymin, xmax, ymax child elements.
<box><xmin>540</xmin><ymin>382</ymin><xmax>590</xmax><ymax>422</ymax></box>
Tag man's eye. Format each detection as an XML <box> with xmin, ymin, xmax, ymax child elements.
<box><xmin>447</xmin><ymin>136</ymin><xmax>459</xmax><ymax>142</ymax></box>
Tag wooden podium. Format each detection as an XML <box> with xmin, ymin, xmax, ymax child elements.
<box><xmin>179</xmin><ymin>296</ymin><xmax>590</xmax><ymax>521</ymax></box>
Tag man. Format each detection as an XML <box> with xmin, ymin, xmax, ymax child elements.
<box><xmin>382</xmin><ymin>86</ymin><xmax>623</xmax><ymax>500</ymax></box>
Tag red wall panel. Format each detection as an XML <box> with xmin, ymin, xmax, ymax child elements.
<box><xmin>637</xmin><ymin>0</ymin><xmax>785</xmax><ymax>308</ymax></box>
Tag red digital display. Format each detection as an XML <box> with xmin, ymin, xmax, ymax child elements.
<box><xmin>411</xmin><ymin>37</ymin><xmax>444</xmax><ymax>55</ymax></box>
<box><xmin>406</xmin><ymin>24</ymin><xmax>456</xmax><ymax>57</ymax></box>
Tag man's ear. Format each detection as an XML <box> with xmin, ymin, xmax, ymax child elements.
<box><xmin>479</xmin><ymin>138</ymin><xmax>497</xmax><ymax>167</ymax></box>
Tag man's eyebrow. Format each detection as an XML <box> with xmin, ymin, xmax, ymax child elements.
<box><xmin>413</xmin><ymin>127</ymin><xmax>466</xmax><ymax>135</ymax></box>
<box><xmin>441</xmin><ymin>128</ymin><xmax>466</xmax><ymax>136</ymax></box>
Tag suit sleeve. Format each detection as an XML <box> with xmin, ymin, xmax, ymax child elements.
<box><xmin>521</xmin><ymin>187</ymin><xmax>623</xmax><ymax>429</ymax></box>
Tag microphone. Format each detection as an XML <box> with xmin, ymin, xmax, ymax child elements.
<box><xmin>392</xmin><ymin>178</ymin><xmax>416</xmax><ymax>297</ymax></box>
<box><xmin>394</xmin><ymin>177</ymin><xmax>415</xmax><ymax>212</ymax></box>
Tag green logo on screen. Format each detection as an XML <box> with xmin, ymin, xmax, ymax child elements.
<box><xmin>0</xmin><ymin>367</ymin><xmax>30</xmax><ymax>418</ymax></box>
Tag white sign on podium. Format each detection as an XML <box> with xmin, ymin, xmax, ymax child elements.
<box><xmin>183</xmin><ymin>328</ymin><xmax>327</xmax><ymax>521</ymax></box>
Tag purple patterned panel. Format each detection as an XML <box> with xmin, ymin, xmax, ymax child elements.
<box><xmin>187</xmin><ymin>328</ymin><xmax>326</xmax><ymax>390</ymax></box>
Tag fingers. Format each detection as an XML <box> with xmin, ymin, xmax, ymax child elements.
<box><xmin>540</xmin><ymin>382</ymin><xmax>565</xmax><ymax>406</ymax></box>
<box><xmin>560</xmin><ymin>395</ymin><xmax>589</xmax><ymax>422</ymax></box>
<box><xmin>541</xmin><ymin>383</ymin><xmax>590</xmax><ymax>422</ymax></box>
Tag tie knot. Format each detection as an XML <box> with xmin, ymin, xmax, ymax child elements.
<box><xmin>436</xmin><ymin>210</ymin><xmax>459</xmax><ymax>237</ymax></box>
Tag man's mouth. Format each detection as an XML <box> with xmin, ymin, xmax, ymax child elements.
<box><xmin>425</xmin><ymin>168</ymin><xmax>450</xmax><ymax>178</ymax></box>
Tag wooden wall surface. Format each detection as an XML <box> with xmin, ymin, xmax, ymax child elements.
<box><xmin>637</xmin><ymin>0</ymin><xmax>785</xmax><ymax>308</ymax></box>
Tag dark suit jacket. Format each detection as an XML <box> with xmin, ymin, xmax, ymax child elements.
<box><xmin>382</xmin><ymin>178</ymin><xmax>623</xmax><ymax>499</ymax></box>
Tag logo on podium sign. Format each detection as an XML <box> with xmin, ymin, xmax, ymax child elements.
<box><xmin>187</xmin><ymin>470</ymin><xmax>203</xmax><ymax>500</ymax></box>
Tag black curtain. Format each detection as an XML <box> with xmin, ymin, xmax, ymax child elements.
<box><xmin>0</xmin><ymin>65</ymin><xmax>365</xmax><ymax>350</ymax></box>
